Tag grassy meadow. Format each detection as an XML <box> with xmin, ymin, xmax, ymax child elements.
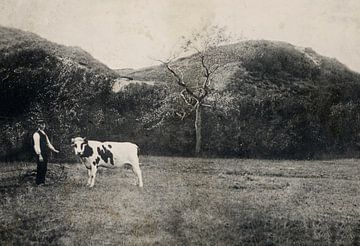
<box><xmin>0</xmin><ymin>156</ymin><xmax>359</xmax><ymax>245</ymax></box>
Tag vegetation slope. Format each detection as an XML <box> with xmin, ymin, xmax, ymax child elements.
<box><xmin>2</xmin><ymin>26</ymin><xmax>360</xmax><ymax>159</ymax></box>
<box><xmin>0</xmin><ymin>26</ymin><xmax>117</xmax><ymax>160</ymax></box>
<box><xmin>116</xmin><ymin>41</ymin><xmax>360</xmax><ymax>158</ymax></box>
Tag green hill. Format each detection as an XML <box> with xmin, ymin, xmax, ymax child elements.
<box><xmin>0</xmin><ymin>26</ymin><xmax>117</xmax><ymax>160</ymax></box>
<box><xmin>127</xmin><ymin>40</ymin><xmax>360</xmax><ymax>88</ymax></box>
<box><xmin>2</xmin><ymin>26</ymin><xmax>360</xmax><ymax>159</ymax></box>
<box><xmin>0</xmin><ymin>26</ymin><xmax>113</xmax><ymax>73</ymax></box>
<box><xmin>117</xmin><ymin>40</ymin><xmax>360</xmax><ymax>158</ymax></box>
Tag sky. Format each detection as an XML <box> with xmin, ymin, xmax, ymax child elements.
<box><xmin>0</xmin><ymin>0</ymin><xmax>360</xmax><ymax>72</ymax></box>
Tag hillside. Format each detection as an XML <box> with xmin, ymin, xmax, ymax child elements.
<box><xmin>0</xmin><ymin>26</ymin><xmax>117</xmax><ymax>160</ymax></box>
<box><xmin>2</xmin><ymin>26</ymin><xmax>360</xmax><ymax>159</ymax></box>
<box><xmin>126</xmin><ymin>40</ymin><xmax>360</xmax><ymax>90</ymax></box>
<box><xmin>0</xmin><ymin>26</ymin><xmax>118</xmax><ymax>117</ymax></box>
<box><xmin>114</xmin><ymin>41</ymin><xmax>360</xmax><ymax>158</ymax></box>
<box><xmin>0</xmin><ymin>26</ymin><xmax>114</xmax><ymax>74</ymax></box>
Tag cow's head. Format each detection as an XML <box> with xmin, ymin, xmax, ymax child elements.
<box><xmin>71</xmin><ymin>137</ymin><xmax>90</xmax><ymax>156</ymax></box>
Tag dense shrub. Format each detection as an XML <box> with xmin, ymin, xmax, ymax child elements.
<box><xmin>2</xmin><ymin>27</ymin><xmax>360</xmax><ymax>160</ymax></box>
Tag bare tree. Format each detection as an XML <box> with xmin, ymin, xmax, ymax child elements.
<box><xmin>159</xmin><ymin>25</ymin><xmax>232</xmax><ymax>155</ymax></box>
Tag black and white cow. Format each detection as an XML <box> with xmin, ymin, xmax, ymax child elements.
<box><xmin>71</xmin><ymin>137</ymin><xmax>143</xmax><ymax>188</ymax></box>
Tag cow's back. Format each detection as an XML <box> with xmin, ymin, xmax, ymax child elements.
<box><xmin>103</xmin><ymin>141</ymin><xmax>139</xmax><ymax>165</ymax></box>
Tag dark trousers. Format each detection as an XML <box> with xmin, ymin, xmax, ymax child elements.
<box><xmin>36</xmin><ymin>156</ymin><xmax>48</xmax><ymax>185</ymax></box>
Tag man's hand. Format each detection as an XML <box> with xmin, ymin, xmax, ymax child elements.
<box><xmin>53</xmin><ymin>149</ymin><xmax>60</xmax><ymax>154</ymax></box>
<box><xmin>39</xmin><ymin>155</ymin><xmax>44</xmax><ymax>162</ymax></box>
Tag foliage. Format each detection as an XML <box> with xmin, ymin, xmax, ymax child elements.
<box><xmin>2</xmin><ymin>25</ymin><xmax>360</xmax><ymax>160</ymax></box>
<box><xmin>105</xmin><ymin>83</ymin><xmax>195</xmax><ymax>156</ymax></box>
<box><xmin>0</xmin><ymin>26</ymin><xmax>116</xmax><ymax>161</ymax></box>
<box><xmin>121</xmin><ymin>40</ymin><xmax>360</xmax><ymax>158</ymax></box>
<box><xmin>154</xmin><ymin>25</ymin><xmax>236</xmax><ymax>155</ymax></box>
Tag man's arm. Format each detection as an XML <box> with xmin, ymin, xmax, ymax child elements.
<box><xmin>33</xmin><ymin>132</ymin><xmax>43</xmax><ymax>161</ymax></box>
<box><xmin>45</xmin><ymin>134</ymin><xmax>59</xmax><ymax>153</ymax></box>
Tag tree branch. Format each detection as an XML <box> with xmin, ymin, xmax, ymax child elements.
<box><xmin>164</xmin><ymin>62</ymin><xmax>185</xmax><ymax>86</ymax></box>
<box><xmin>158</xmin><ymin>59</ymin><xmax>202</xmax><ymax>101</ymax></box>
<box><xmin>176</xmin><ymin>112</ymin><xmax>187</xmax><ymax>120</ymax></box>
<box><xmin>2</xmin><ymin>73</ymin><xmax>10</xmax><ymax>82</ymax></box>
<box><xmin>180</xmin><ymin>89</ymin><xmax>194</xmax><ymax>106</ymax></box>
<box><xmin>200</xmin><ymin>55</ymin><xmax>210</xmax><ymax>78</ymax></box>
<box><xmin>199</xmin><ymin>54</ymin><xmax>215</xmax><ymax>93</ymax></box>
<box><xmin>209</xmin><ymin>64</ymin><xmax>221</xmax><ymax>76</ymax></box>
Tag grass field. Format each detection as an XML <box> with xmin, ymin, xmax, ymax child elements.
<box><xmin>0</xmin><ymin>156</ymin><xmax>359</xmax><ymax>245</ymax></box>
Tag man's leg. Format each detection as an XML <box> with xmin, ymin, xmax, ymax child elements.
<box><xmin>36</xmin><ymin>158</ymin><xmax>47</xmax><ymax>185</ymax></box>
<box><xmin>36</xmin><ymin>160</ymin><xmax>44</xmax><ymax>185</ymax></box>
<box><xmin>42</xmin><ymin>159</ymin><xmax>48</xmax><ymax>184</ymax></box>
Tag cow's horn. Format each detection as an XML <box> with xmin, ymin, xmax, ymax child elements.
<box><xmin>71</xmin><ymin>138</ymin><xmax>74</xmax><ymax>143</ymax></box>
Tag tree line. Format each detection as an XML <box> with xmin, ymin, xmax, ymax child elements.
<box><xmin>1</xmin><ymin>26</ymin><xmax>360</xmax><ymax>161</ymax></box>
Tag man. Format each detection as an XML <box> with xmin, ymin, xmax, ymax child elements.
<box><xmin>33</xmin><ymin>119</ymin><xmax>59</xmax><ymax>186</ymax></box>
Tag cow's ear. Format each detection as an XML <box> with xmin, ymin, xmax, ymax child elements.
<box><xmin>83</xmin><ymin>137</ymin><xmax>88</xmax><ymax>143</ymax></box>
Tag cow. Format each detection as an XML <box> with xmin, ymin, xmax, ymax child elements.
<box><xmin>71</xmin><ymin>137</ymin><xmax>143</xmax><ymax>188</ymax></box>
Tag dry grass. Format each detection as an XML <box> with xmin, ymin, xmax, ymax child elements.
<box><xmin>0</xmin><ymin>156</ymin><xmax>359</xmax><ymax>245</ymax></box>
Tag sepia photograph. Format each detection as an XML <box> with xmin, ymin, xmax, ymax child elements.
<box><xmin>0</xmin><ymin>0</ymin><xmax>359</xmax><ymax>245</ymax></box>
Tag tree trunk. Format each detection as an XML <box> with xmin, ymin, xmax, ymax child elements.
<box><xmin>195</xmin><ymin>104</ymin><xmax>202</xmax><ymax>155</ymax></box>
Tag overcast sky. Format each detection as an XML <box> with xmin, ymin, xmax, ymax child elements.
<box><xmin>1</xmin><ymin>0</ymin><xmax>360</xmax><ymax>72</ymax></box>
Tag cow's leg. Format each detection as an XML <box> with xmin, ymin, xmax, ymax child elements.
<box><xmin>87</xmin><ymin>169</ymin><xmax>91</xmax><ymax>186</ymax></box>
<box><xmin>131</xmin><ymin>162</ymin><xmax>143</xmax><ymax>188</ymax></box>
<box><xmin>89</xmin><ymin>165</ymin><xmax>98</xmax><ymax>188</ymax></box>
